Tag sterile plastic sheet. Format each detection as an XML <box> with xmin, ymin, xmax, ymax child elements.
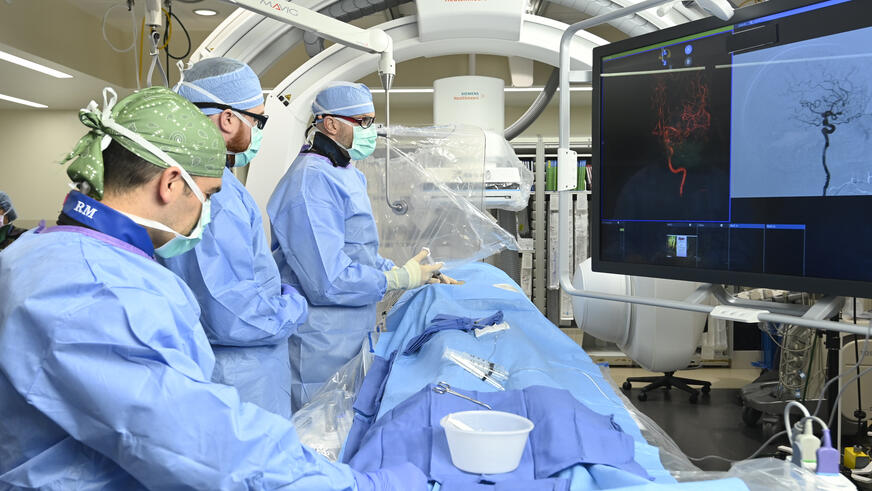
<box><xmin>357</xmin><ymin>125</ymin><xmax>519</xmax><ymax>270</ymax></box>
<box><xmin>599</xmin><ymin>366</ymin><xmax>843</xmax><ymax>490</ymax></box>
<box><xmin>292</xmin><ymin>339</ymin><xmax>374</xmax><ymax>462</ymax></box>
<box><xmin>483</xmin><ymin>129</ymin><xmax>534</xmax><ymax>212</ymax></box>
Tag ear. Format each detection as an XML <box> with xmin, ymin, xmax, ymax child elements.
<box><xmin>216</xmin><ymin>108</ymin><xmax>237</xmax><ymax>135</ymax></box>
<box><xmin>321</xmin><ymin>116</ymin><xmax>341</xmax><ymax>137</ymax></box>
<box><xmin>156</xmin><ymin>167</ymin><xmax>185</xmax><ymax>205</ymax></box>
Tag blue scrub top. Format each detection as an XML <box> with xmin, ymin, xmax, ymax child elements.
<box><xmin>160</xmin><ymin>167</ymin><xmax>307</xmax><ymax>417</ymax></box>
<box><xmin>0</xmin><ymin>203</ymin><xmax>360</xmax><ymax>489</ymax></box>
<box><xmin>268</xmin><ymin>150</ymin><xmax>395</xmax><ymax>410</ymax></box>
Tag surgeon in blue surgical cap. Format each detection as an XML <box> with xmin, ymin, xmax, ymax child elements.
<box><xmin>162</xmin><ymin>57</ymin><xmax>308</xmax><ymax>418</ymax></box>
<box><xmin>269</xmin><ymin>82</ymin><xmax>453</xmax><ymax>411</ymax></box>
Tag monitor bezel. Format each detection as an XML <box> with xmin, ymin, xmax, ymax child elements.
<box><xmin>590</xmin><ymin>0</ymin><xmax>872</xmax><ymax>297</ymax></box>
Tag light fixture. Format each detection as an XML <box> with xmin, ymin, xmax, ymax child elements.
<box><xmin>0</xmin><ymin>50</ymin><xmax>72</xmax><ymax>79</ymax></box>
<box><xmin>0</xmin><ymin>93</ymin><xmax>47</xmax><ymax>109</ymax></box>
<box><xmin>193</xmin><ymin>8</ymin><xmax>218</xmax><ymax>16</ymax></box>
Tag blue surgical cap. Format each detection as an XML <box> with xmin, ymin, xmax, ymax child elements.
<box><xmin>312</xmin><ymin>82</ymin><xmax>374</xmax><ymax>117</ymax></box>
<box><xmin>175</xmin><ymin>57</ymin><xmax>264</xmax><ymax>115</ymax></box>
<box><xmin>0</xmin><ymin>192</ymin><xmax>16</xmax><ymax>222</ymax></box>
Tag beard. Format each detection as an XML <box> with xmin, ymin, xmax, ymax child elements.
<box><xmin>226</xmin><ymin>125</ymin><xmax>251</xmax><ymax>154</ymax></box>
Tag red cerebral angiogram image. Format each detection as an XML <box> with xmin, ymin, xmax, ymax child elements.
<box><xmin>651</xmin><ymin>76</ymin><xmax>711</xmax><ymax>196</ymax></box>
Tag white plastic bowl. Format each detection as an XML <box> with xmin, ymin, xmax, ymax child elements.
<box><xmin>440</xmin><ymin>410</ymin><xmax>534</xmax><ymax>474</ymax></box>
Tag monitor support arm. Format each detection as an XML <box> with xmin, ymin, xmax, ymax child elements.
<box><xmin>220</xmin><ymin>0</ymin><xmax>395</xmax><ymax>91</ymax></box>
<box><xmin>556</xmin><ymin>2</ymin><xmax>865</xmax><ymax>337</ymax></box>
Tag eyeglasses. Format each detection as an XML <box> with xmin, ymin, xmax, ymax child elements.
<box><xmin>324</xmin><ymin>114</ymin><xmax>375</xmax><ymax>129</ymax></box>
<box><xmin>193</xmin><ymin>102</ymin><xmax>269</xmax><ymax>129</ymax></box>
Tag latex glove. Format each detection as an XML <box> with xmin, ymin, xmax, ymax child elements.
<box><xmin>280</xmin><ymin>283</ymin><xmax>297</xmax><ymax>296</ymax></box>
<box><xmin>352</xmin><ymin>463</ymin><xmax>428</xmax><ymax>491</ymax></box>
<box><xmin>384</xmin><ymin>249</ymin><xmax>443</xmax><ymax>291</ymax></box>
<box><xmin>436</xmin><ymin>273</ymin><xmax>463</xmax><ymax>285</ymax></box>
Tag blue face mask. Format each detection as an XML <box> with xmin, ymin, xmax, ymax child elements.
<box><xmin>153</xmin><ymin>197</ymin><xmax>211</xmax><ymax>258</ymax></box>
<box><xmin>336</xmin><ymin>118</ymin><xmax>378</xmax><ymax>160</ymax></box>
<box><xmin>124</xmin><ymin>179</ymin><xmax>212</xmax><ymax>259</ymax></box>
<box><xmin>234</xmin><ymin>125</ymin><xmax>262</xmax><ymax>167</ymax></box>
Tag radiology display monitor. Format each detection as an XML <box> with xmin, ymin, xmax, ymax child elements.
<box><xmin>593</xmin><ymin>0</ymin><xmax>872</xmax><ymax>296</ymax></box>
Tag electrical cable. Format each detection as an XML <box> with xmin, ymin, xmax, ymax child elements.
<box><xmin>158</xmin><ymin>9</ymin><xmax>172</xmax><ymax>49</ymax></box>
<box><xmin>166</xmin><ymin>10</ymin><xmax>192</xmax><ymax>60</ymax></box>
<box><xmin>102</xmin><ymin>2</ymin><xmax>135</xmax><ymax>52</ymax></box>
<box><xmin>138</xmin><ymin>18</ymin><xmax>145</xmax><ymax>84</ymax></box>
<box><xmin>801</xmin><ymin>334</ymin><xmax>817</xmax><ymax>402</ymax></box>
<box><xmin>688</xmin><ymin>430</ymin><xmax>789</xmax><ymax>463</ymax></box>
<box><xmin>784</xmin><ymin>400</ymin><xmax>811</xmax><ymax>444</ymax></box>
<box><xmin>811</xmin><ymin>314</ymin><xmax>872</xmax><ymax>423</ymax></box>
<box><xmin>828</xmin><ymin>364</ymin><xmax>872</xmax><ymax>429</ymax></box>
<box><xmin>164</xmin><ymin>3</ymin><xmax>170</xmax><ymax>77</ymax></box>
<box><xmin>764</xmin><ymin>322</ymin><xmax>814</xmax><ymax>353</ymax></box>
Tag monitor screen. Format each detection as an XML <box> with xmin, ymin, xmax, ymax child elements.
<box><xmin>592</xmin><ymin>0</ymin><xmax>872</xmax><ymax>297</ymax></box>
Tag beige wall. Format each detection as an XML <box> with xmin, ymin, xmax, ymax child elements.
<box><xmin>0</xmin><ymin>110</ymin><xmax>85</xmax><ymax>223</ymax></box>
<box><xmin>374</xmin><ymin>103</ymin><xmax>592</xmax><ymax>141</ymax></box>
<box><xmin>0</xmin><ymin>101</ymin><xmax>593</xmax><ymax>224</ymax></box>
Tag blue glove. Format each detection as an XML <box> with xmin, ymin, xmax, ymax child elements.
<box><xmin>352</xmin><ymin>463</ymin><xmax>428</xmax><ymax>491</ymax></box>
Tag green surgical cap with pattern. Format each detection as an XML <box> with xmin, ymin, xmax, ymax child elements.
<box><xmin>61</xmin><ymin>86</ymin><xmax>226</xmax><ymax>200</ymax></box>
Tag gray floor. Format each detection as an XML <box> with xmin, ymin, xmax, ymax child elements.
<box><xmin>624</xmin><ymin>386</ymin><xmax>779</xmax><ymax>471</ymax></box>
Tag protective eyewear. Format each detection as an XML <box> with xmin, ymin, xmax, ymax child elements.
<box><xmin>193</xmin><ymin>102</ymin><xmax>269</xmax><ymax>129</ymax></box>
<box><xmin>325</xmin><ymin>114</ymin><xmax>375</xmax><ymax>129</ymax></box>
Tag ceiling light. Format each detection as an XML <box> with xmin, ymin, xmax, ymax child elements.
<box><xmin>193</xmin><ymin>8</ymin><xmax>218</xmax><ymax>16</ymax></box>
<box><xmin>0</xmin><ymin>50</ymin><xmax>72</xmax><ymax>79</ymax></box>
<box><xmin>176</xmin><ymin>0</ymin><xmax>204</xmax><ymax>3</ymax></box>
<box><xmin>0</xmin><ymin>93</ymin><xmax>47</xmax><ymax>108</ymax></box>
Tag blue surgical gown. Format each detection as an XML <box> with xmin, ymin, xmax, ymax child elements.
<box><xmin>160</xmin><ymin>167</ymin><xmax>307</xmax><ymax>417</ymax></box>
<box><xmin>0</xmin><ymin>228</ymin><xmax>359</xmax><ymax>490</ymax></box>
<box><xmin>268</xmin><ymin>151</ymin><xmax>395</xmax><ymax>411</ymax></box>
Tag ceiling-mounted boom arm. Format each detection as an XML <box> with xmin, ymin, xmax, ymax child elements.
<box><xmin>221</xmin><ymin>0</ymin><xmax>395</xmax><ymax>90</ymax></box>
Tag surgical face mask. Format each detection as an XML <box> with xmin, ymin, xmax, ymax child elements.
<box><xmin>153</xmin><ymin>195</ymin><xmax>211</xmax><ymax>258</ymax></box>
<box><xmin>121</xmin><ymin>170</ymin><xmax>212</xmax><ymax>258</ymax></box>
<box><xmin>336</xmin><ymin>117</ymin><xmax>378</xmax><ymax>160</ymax></box>
<box><xmin>231</xmin><ymin>113</ymin><xmax>262</xmax><ymax>167</ymax></box>
<box><xmin>100</xmin><ymin>112</ymin><xmax>211</xmax><ymax>257</ymax></box>
<box><xmin>78</xmin><ymin>88</ymin><xmax>214</xmax><ymax>258</ymax></box>
<box><xmin>0</xmin><ymin>211</ymin><xmax>7</xmax><ymax>227</ymax></box>
<box><xmin>174</xmin><ymin>79</ymin><xmax>265</xmax><ymax>163</ymax></box>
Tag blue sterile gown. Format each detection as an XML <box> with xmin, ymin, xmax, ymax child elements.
<box><xmin>160</xmin><ymin>167</ymin><xmax>306</xmax><ymax>417</ymax></box>
<box><xmin>0</xmin><ymin>214</ymin><xmax>361</xmax><ymax>489</ymax></box>
<box><xmin>268</xmin><ymin>151</ymin><xmax>395</xmax><ymax>411</ymax></box>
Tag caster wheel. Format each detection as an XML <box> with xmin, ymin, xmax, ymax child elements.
<box><xmin>689</xmin><ymin>393</ymin><xmax>699</xmax><ymax>404</ymax></box>
<box><xmin>622</xmin><ymin>381</ymin><xmax>632</xmax><ymax>391</ymax></box>
<box><xmin>637</xmin><ymin>392</ymin><xmax>648</xmax><ymax>402</ymax></box>
<box><xmin>701</xmin><ymin>385</ymin><xmax>711</xmax><ymax>394</ymax></box>
<box><xmin>742</xmin><ymin>407</ymin><xmax>762</xmax><ymax>427</ymax></box>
